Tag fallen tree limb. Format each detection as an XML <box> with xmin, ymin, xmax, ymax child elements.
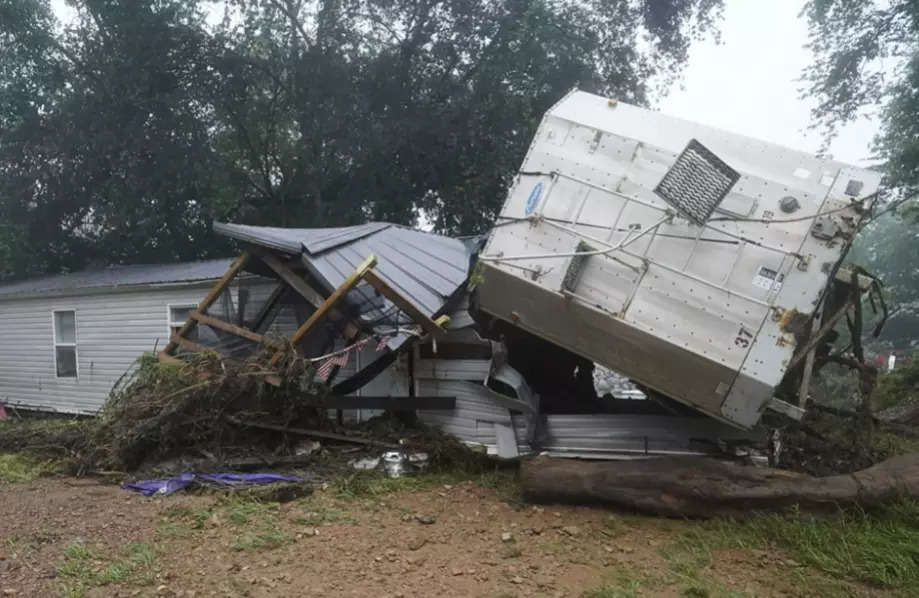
<box><xmin>520</xmin><ymin>453</ymin><xmax>919</xmax><ymax>518</ymax></box>
<box><xmin>225</xmin><ymin>416</ymin><xmax>400</xmax><ymax>449</ymax></box>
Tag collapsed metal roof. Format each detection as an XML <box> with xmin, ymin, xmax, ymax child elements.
<box><xmin>214</xmin><ymin>222</ymin><xmax>474</xmax><ymax>331</ymax></box>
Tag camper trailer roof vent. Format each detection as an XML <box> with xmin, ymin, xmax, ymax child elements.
<box><xmin>654</xmin><ymin>139</ymin><xmax>740</xmax><ymax>225</ymax></box>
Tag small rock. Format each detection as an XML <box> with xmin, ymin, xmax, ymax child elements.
<box><xmin>3</xmin><ymin>590</ymin><xmax>18</xmax><ymax>596</ymax></box>
<box><xmin>415</xmin><ymin>515</ymin><xmax>436</xmax><ymax>525</ymax></box>
<box><xmin>407</xmin><ymin>537</ymin><xmax>427</xmax><ymax>551</ymax></box>
<box><xmin>451</xmin><ymin>569</ymin><xmax>463</xmax><ymax>576</ymax></box>
<box><xmin>156</xmin><ymin>586</ymin><xmax>169</xmax><ymax>595</ymax></box>
<box><xmin>511</xmin><ymin>576</ymin><xmax>524</xmax><ymax>584</ymax></box>
<box><xmin>501</xmin><ymin>532</ymin><xmax>513</xmax><ymax>542</ymax></box>
<box><xmin>561</xmin><ymin>526</ymin><xmax>581</xmax><ymax>537</ymax></box>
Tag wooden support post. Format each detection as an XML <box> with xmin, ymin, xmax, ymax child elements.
<box><xmin>363</xmin><ymin>270</ymin><xmax>448</xmax><ymax>339</ymax></box>
<box><xmin>797</xmin><ymin>312</ymin><xmax>822</xmax><ymax>406</ymax></box>
<box><xmin>170</xmin><ymin>333</ymin><xmax>218</xmax><ymax>356</ymax></box>
<box><xmin>162</xmin><ymin>252</ymin><xmax>249</xmax><ymax>356</ymax></box>
<box><xmin>787</xmin><ymin>299</ymin><xmax>854</xmax><ymax>372</ymax></box>
<box><xmin>270</xmin><ymin>255</ymin><xmax>378</xmax><ymax>366</ymax></box>
<box><xmin>189</xmin><ymin>311</ymin><xmax>283</xmax><ymax>349</ymax></box>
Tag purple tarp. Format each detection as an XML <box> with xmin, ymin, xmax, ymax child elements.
<box><xmin>122</xmin><ymin>473</ymin><xmax>302</xmax><ymax>496</ymax></box>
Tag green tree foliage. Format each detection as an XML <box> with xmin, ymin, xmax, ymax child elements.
<box><xmin>0</xmin><ymin>0</ymin><xmax>721</xmax><ymax>277</ymax></box>
<box><xmin>803</xmin><ymin>0</ymin><xmax>919</xmax><ymax>204</ymax></box>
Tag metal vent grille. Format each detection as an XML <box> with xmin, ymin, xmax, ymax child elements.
<box><xmin>562</xmin><ymin>241</ymin><xmax>595</xmax><ymax>292</ymax></box>
<box><xmin>654</xmin><ymin>139</ymin><xmax>739</xmax><ymax>225</ymax></box>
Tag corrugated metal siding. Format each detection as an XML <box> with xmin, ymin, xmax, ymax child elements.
<box><xmin>0</xmin><ymin>284</ymin><xmax>218</xmax><ymax>413</ymax></box>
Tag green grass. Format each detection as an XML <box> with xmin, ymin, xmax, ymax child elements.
<box><xmin>231</xmin><ymin>528</ymin><xmax>290</xmax><ymax>552</ymax></box>
<box><xmin>582</xmin><ymin>570</ymin><xmax>660</xmax><ymax>598</ymax></box>
<box><xmin>673</xmin><ymin>500</ymin><xmax>919</xmax><ymax>593</ymax></box>
<box><xmin>331</xmin><ymin>467</ymin><xmax>519</xmax><ymax>503</ymax></box>
<box><xmin>296</xmin><ymin>504</ymin><xmax>354</xmax><ymax>525</ymax></box>
<box><xmin>57</xmin><ymin>540</ymin><xmax>158</xmax><ymax>594</ymax></box>
<box><xmin>0</xmin><ymin>453</ymin><xmax>59</xmax><ymax>482</ymax></box>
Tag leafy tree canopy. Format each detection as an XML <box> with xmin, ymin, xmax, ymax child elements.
<box><xmin>0</xmin><ymin>0</ymin><xmax>722</xmax><ymax>277</ymax></box>
<box><xmin>803</xmin><ymin>0</ymin><xmax>919</xmax><ymax>205</ymax></box>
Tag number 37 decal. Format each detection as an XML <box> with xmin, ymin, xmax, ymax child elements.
<box><xmin>734</xmin><ymin>326</ymin><xmax>753</xmax><ymax>348</ymax></box>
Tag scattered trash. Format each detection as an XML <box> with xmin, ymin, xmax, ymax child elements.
<box><xmin>121</xmin><ymin>473</ymin><xmax>303</xmax><ymax>496</ymax></box>
<box><xmin>382</xmin><ymin>451</ymin><xmax>405</xmax><ymax>477</ymax></box>
<box><xmin>349</xmin><ymin>456</ymin><xmax>381</xmax><ymax>471</ymax></box>
<box><xmin>294</xmin><ymin>440</ymin><xmax>321</xmax><ymax>456</ymax></box>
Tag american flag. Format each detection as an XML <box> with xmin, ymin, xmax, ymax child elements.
<box><xmin>316</xmin><ymin>350</ymin><xmax>350</xmax><ymax>382</ymax></box>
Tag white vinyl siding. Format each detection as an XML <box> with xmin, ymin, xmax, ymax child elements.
<box><xmin>0</xmin><ymin>284</ymin><xmax>225</xmax><ymax>414</ymax></box>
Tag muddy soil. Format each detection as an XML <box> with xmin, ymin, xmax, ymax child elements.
<box><xmin>0</xmin><ymin>476</ymin><xmax>883</xmax><ymax>598</ymax></box>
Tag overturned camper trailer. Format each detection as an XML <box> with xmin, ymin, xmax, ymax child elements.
<box><xmin>476</xmin><ymin>90</ymin><xmax>883</xmax><ymax>429</ymax></box>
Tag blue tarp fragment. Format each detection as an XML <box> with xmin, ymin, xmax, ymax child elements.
<box><xmin>122</xmin><ymin>473</ymin><xmax>302</xmax><ymax>496</ymax></box>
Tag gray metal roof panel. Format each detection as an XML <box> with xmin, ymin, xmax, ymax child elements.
<box><xmin>214</xmin><ymin>221</ymin><xmax>472</xmax><ymax>321</ymax></box>
<box><xmin>212</xmin><ymin>221</ymin><xmax>390</xmax><ymax>255</ymax></box>
<box><xmin>0</xmin><ymin>259</ymin><xmax>234</xmax><ymax>300</ymax></box>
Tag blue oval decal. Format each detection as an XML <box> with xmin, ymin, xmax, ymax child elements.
<box><xmin>524</xmin><ymin>182</ymin><xmax>544</xmax><ymax>215</ymax></box>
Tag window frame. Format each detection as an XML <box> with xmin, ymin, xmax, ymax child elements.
<box><xmin>166</xmin><ymin>303</ymin><xmax>198</xmax><ymax>342</ymax></box>
<box><xmin>51</xmin><ymin>308</ymin><xmax>79</xmax><ymax>379</ymax></box>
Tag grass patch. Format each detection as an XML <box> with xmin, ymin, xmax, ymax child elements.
<box><xmin>231</xmin><ymin>528</ymin><xmax>290</xmax><ymax>552</ymax></box>
<box><xmin>296</xmin><ymin>503</ymin><xmax>354</xmax><ymax>525</ymax></box>
<box><xmin>674</xmin><ymin>500</ymin><xmax>919</xmax><ymax>593</ymax></box>
<box><xmin>57</xmin><ymin>540</ymin><xmax>158</xmax><ymax>593</ymax></box>
<box><xmin>331</xmin><ymin>467</ymin><xmax>520</xmax><ymax>503</ymax></box>
<box><xmin>0</xmin><ymin>453</ymin><xmax>59</xmax><ymax>482</ymax></box>
<box><xmin>583</xmin><ymin>570</ymin><xmax>668</xmax><ymax>598</ymax></box>
<box><xmin>161</xmin><ymin>504</ymin><xmax>211</xmax><ymax>529</ymax></box>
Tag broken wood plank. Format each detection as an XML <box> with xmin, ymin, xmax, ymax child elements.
<box><xmin>363</xmin><ymin>269</ymin><xmax>447</xmax><ymax>339</ymax></box>
<box><xmin>170</xmin><ymin>333</ymin><xmax>218</xmax><ymax>356</ymax></box>
<box><xmin>225</xmin><ymin>416</ymin><xmax>399</xmax><ymax>448</ymax></box>
<box><xmin>157</xmin><ymin>352</ymin><xmax>185</xmax><ymax>365</ymax></box>
<box><xmin>270</xmin><ymin>254</ymin><xmax>378</xmax><ymax>366</ymax></box>
<box><xmin>190</xmin><ymin>311</ymin><xmax>284</xmax><ymax>349</ymax></box>
<box><xmin>787</xmin><ymin>299</ymin><xmax>853</xmax><ymax>371</ymax></box>
<box><xmin>308</xmin><ymin>396</ymin><xmax>456</xmax><ymax>410</ymax></box>
<box><xmin>163</xmin><ymin>252</ymin><xmax>250</xmax><ymax>355</ymax></box>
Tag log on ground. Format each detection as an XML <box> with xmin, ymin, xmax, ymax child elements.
<box><xmin>520</xmin><ymin>454</ymin><xmax>919</xmax><ymax>518</ymax></box>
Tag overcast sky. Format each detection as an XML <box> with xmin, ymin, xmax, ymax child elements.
<box><xmin>659</xmin><ymin>0</ymin><xmax>879</xmax><ymax>166</ymax></box>
<box><xmin>51</xmin><ymin>0</ymin><xmax>880</xmax><ymax>167</ymax></box>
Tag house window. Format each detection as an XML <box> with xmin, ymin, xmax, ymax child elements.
<box><xmin>168</xmin><ymin>305</ymin><xmax>198</xmax><ymax>342</ymax></box>
<box><xmin>53</xmin><ymin>310</ymin><xmax>78</xmax><ymax>378</ymax></box>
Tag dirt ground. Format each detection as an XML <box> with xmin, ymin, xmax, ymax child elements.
<box><xmin>0</xmin><ymin>473</ymin><xmax>890</xmax><ymax>598</ymax></box>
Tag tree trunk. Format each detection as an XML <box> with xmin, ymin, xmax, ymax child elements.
<box><xmin>520</xmin><ymin>453</ymin><xmax>919</xmax><ymax>518</ymax></box>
